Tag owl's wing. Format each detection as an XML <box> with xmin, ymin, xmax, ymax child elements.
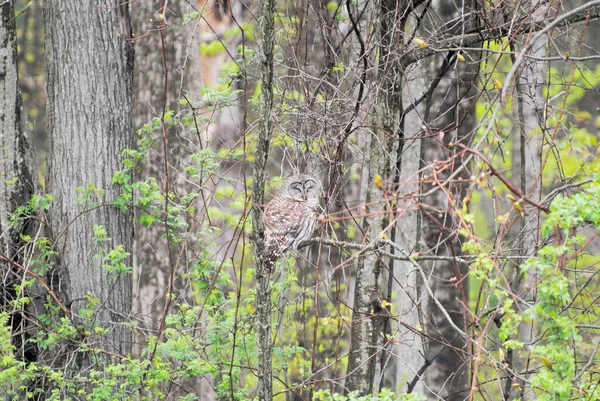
<box><xmin>262</xmin><ymin>196</ymin><xmax>310</xmax><ymax>272</ymax></box>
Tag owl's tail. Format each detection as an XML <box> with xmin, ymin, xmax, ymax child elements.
<box><xmin>262</xmin><ymin>241</ymin><xmax>288</xmax><ymax>274</ymax></box>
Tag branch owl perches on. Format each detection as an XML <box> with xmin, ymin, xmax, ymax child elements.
<box><xmin>263</xmin><ymin>174</ymin><xmax>321</xmax><ymax>273</ymax></box>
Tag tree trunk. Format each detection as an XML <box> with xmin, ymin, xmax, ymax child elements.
<box><xmin>345</xmin><ymin>143</ymin><xmax>389</xmax><ymax>395</ymax></box>
<box><xmin>251</xmin><ymin>0</ymin><xmax>276</xmax><ymax>400</ymax></box>
<box><xmin>0</xmin><ymin>0</ymin><xmax>36</xmax><ymax>260</ymax></box>
<box><xmin>345</xmin><ymin>2</ymin><xmax>399</xmax><ymax>392</ymax></box>
<box><xmin>421</xmin><ymin>97</ymin><xmax>473</xmax><ymax>401</ymax></box>
<box><xmin>44</xmin><ymin>0</ymin><xmax>134</xmax><ymax>361</ymax></box>
<box><xmin>130</xmin><ymin>0</ymin><xmax>203</xmax><ymax>353</ymax></box>
<box><xmin>131</xmin><ymin>4</ymin><xmax>237</xmax><ymax>398</ymax></box>
<box><xmin>381</xmin><ymin>61</ymin><xmax>428</xmax><ymax>397</ymax></box>
<box><xmin>0</xmin><ymin>0</ymin><xmax>37</xmax><ymax>370</ymax></box>
<box><xmin>413</xmin><ymin>1</ymin><xmax>479</xmax><ymax>399</ymax></box>
<box><xmin>376</xmin><ymin>0</ymin><xmax>429</xmax><ymax>393</ymax></box>
<box><xmin>511</xmin><ymin>13</ymin><xmax>547</xmax><ymax>400</ymax></box>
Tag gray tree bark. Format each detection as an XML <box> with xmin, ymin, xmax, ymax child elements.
<box><xmin>0</xmin><ymin>0</ymin><xmax>36</xmax><ymax>262</ymax></box>
<box><xmin>410</xmin><ymin>1</ymin><xmax>479</xmax><ymax>399</ymax></box>
<box><xmin>382</xmin><ymin>60</ymin><xmax>428</xmax><ymax>397</ymax></box>
<box><xmin>420</xmin><ymin>80</ymin><xmax>474</xmax><ymax>401</ymax></box>
<box><xmin>376</xmin><ymin>0</ymin><xmax>428</xmax><ymax>394</ymax></box>
<box><xmin>510</xmin><ymin>6</ymin><xmax>548</xmax><ymax>398</ymax></box>
<box><xmin>131</xmin><ymin>4</ymin><xmax>236</xmax><ymax>398</ymax></box>
<box><xmin>346</xmin><ymin>1</ymin><xmax>400</xmax><ymax>393</ymax></box>
<box><xmin>131</xmin><ymin>0</ymin><xmax>203</xmax><ymax>351</ymax></box>
<box><xmin>44</xmin><ymin>0</ymin><xmax>134</xmax><ymax>360</ymax></box>
<box><xmin>0</xmin><ymin>0</ymin><xmax>37</xmax><ymax>373</ymax></box>
<box><xmin>251</xmin><ymin>0</ymin><xmax>276</xmax><ymax>400</ymax></box>
<box><xmin>345</xmin><ymin>133</ymin><xmax>390</xmax><ymax>394</ymax></box>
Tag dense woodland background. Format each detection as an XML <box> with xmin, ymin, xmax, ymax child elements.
<box><xmin>2</xmin><ymin>0</ymin><xmax>600</xmax><ymax>400</ymax></box>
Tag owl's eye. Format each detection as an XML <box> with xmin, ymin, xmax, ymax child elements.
<box><xmin>290</xmin><ymin>183</ymin><xmax>302</xmax><ymax>194</ymax></box>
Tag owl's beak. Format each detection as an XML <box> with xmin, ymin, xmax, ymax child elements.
<box><xmin>302</xmin><ymin>195</ymin><xmax>307</xmax><ymax>201</ymax></box>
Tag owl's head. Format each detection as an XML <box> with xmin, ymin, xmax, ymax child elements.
<box><xmin>281</xmin><ymin>174</ymin><xmax>321</xmax><ymax>201</ymax></box>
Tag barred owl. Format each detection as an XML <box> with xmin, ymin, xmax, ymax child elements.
<box><xmin>263</xmin><ymin>174</ymin><xmax>321</xmax><ymax>273</ymax></box>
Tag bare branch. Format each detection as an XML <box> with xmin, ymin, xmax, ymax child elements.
<box><xmin>400</xmin><ymin>4</ymin><xmax>600</xmax><ymax>68</ymax></box>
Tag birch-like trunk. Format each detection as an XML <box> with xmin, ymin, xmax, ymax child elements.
<box><xmin>510</xmin><ymin>10</ymin><xmax>547</xmax><ymax>400</ymax></box>
<box><xmin>381</xmin><ymin>64</ymin><xmax>428</xmax><ymax>396</ymax></box>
